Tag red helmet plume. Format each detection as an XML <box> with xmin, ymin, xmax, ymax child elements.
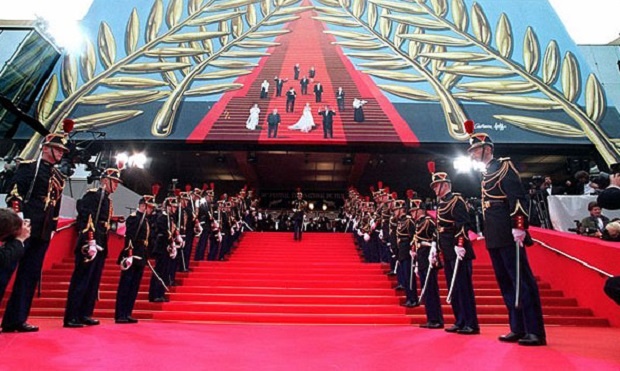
<box><xmin>185</xmin><ymin>184</ymin><xmax>192</xmax><ymax>192</ymax></box>
<box><xmin>152</xmin><ymin>183</ymin><xmax>161</xmax><ymax>196</ymax></box>
<box><xmin>202</xmin><ymin>182</ymin><xmax>209</xmax><ymax>191</ymax></box>
<box><xmin>62</xmin><ymin>118</ymin><xmax>75</xmax><ymax>133</ymax></box>
<box><xmin>427</xmin><ymin>161</ymin><xmax>436</xmax><ymax>174</ymax></box>
<box><xmin>174</xmin><ymin>188</ymin><xmax>181</xmax><ymax>197</ymax></box>
<box><xmin>464</xmin><ymin>120</ymin><xmax>475</xmax><ymax>135</ymax></box>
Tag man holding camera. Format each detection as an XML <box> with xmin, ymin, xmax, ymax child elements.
<box><xmin>579</xmin><ymin>201</ymin><xmax>609</xmax><ymax>238</ymax></box>
<box><xmin>1</xmin><ymin>134</ymin><xmax>68</xmax><ymax>333</ymax></box>
<box><xmin>597</xmin><ymin>166</ymin><xmax>620</xmax><ymax>210</ymax></box>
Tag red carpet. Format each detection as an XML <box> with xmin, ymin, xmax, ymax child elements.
<box><xmin>1</xmin><ymin>319</ymin><xmax>619</xmax><ymax>370</ymax></box>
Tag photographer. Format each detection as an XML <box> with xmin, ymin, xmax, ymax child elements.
<box><xmin>0</xmin><ymin>209</ymin><xmax>31</xmax><ymax>311</ymax></box>
<box><xmin>579</xmin><ymin>201</ymin><xmax>609</xmax><ymax>238</ymax></box>
<box><xmin>597</xmin><ymin>166</ymin><xmax>620</xmax><ymax>210</ymax></box>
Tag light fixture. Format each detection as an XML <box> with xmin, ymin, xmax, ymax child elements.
<box><xmin>129</xmin><ymin>153</ymin><xmax>147</xmax><ymax>169</ymax></box>
<box><xmin>115</xmin><ymin>152</ymin><xmax>129</xmax><ymax>169</ymax></box>
<box><xmin>322</xmin><ymin>204</ymin><xmax>327</xmax><ymax>211</ymax></box>
<box><xmin>308</xmin><ymin>203</ymin><xmax>315</xmax><ymax>210</ymax></box>
<box><xmin>453</xmin><ymin>156</ymin><xmax>485</xmax><ymax>173</ymax></box>
<box><xmin>116</xmin><ymin>152</ymin><xmax>148</xmax><ymax>169</ymax></box>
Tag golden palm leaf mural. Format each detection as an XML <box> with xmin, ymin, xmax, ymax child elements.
<box><xmin>20</xmin><ymin>0</ymin><xmax>620</xmax><ymax>166</ymax></box>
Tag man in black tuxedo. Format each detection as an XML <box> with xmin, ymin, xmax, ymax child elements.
<box><xmin>286</xmin><ymin>87</ymin><xmax>296</xmax><ymax>112</ymax></box>
<box><xmin>336</xmin><ymin>87</ymin><xmax>345</xmax><ymax>112</ymax></box>
<box><xmin>293</xmin><ymin>63</ymin><xmax>300</xmax><ymax>80</ymax></box>
<box><xmin>274</xmin><ymin>76</ymin><xmax>287</xmax><ymax>97</ymax></box>
<box><xmin>267</xmin><ymin>108</ymin><xmax>280</xmax><ymax>138</ymax></box>
<box><xmin>314</xmin><ymin>82</ymin><xmax>323</xmax><ymax>103</ymax></box>
<box><xmin>318</xmin><ymin>106</ymin><xmax>336</xmax><ymax>139</ymax></box>
<box><xmin>300</xmin><ymin>76</ymin><xmax>309</xmax><ymax>95</ymax></box>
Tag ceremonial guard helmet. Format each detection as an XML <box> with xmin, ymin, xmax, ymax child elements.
<box><xmin>102</xmin><ymin>168</ymin><xmax>123</xmax><ymax>183</ymax></box>
<box><xmin>392</xmin><ymin>199</ymin><xmax>406</xmax><ymax>210</ymax></box>
<box><xmin>464</xmin><ymin>119</ymin><xmax>493</xmax><ymax>152</ymax></box>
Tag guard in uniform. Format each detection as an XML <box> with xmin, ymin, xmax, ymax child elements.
<box><xmin>194</xmin><ymin>183</ymin><xmax>214</xmax><ymax>261</ymax></box>
<box><xmin>466</xmin><ymin>120</ymin><xmax>546</xmax><ymax>346</ymax></box>
<box><xmin>64</xmin><ymin>168</ymin><xmax>122</xmax><ymax>328</ymax></box>
<box><xmin>394</xmin><ymin>200</ymin><xmax>418</xmax><ymax>307</ymax></box>
<box><xmin>149</xmin><ymin>197</ymin><xmax>181</xmax><ymax>302</ymax></box>
<box><xmin>2</xmin><ymin>133</ymin><xmax>68</xmax><ymax>333</ymax></box>
<box><xmin>430</xmin><ymin>169</ymin><xmax>480</xmax><ymax>335</ymax></box>
<box><xmin>291</xmin><ymin>190</ymin><xmax>308</xmax><ymax>241</ymax></box>
<box><xmin>115</xmin><ymin>194</ymin><xmax>156</xmax><ymax>323</ymax></box>
<box><xmin>411</xmin><ymin>199</ymin><xmax>444</xmax><ymax>329</ymax></box>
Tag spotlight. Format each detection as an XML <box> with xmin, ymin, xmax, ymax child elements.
<box><xmin>115</xmin><ymin>153</ymin><xmax>129</xmax><ymax>168</ymax></box>
<box><xmin>322</xmin><ymin>204</ymin><xmax>327</xmax><ymax>211</ymax></box>
<box><xmin>453</xmin><ymin>156</ymin><xmax>485</xmax><ymax>173</ymax></box>
<box><xmin>129</xmin><ymin>153</ymin><xmax>147</xmax><ymax>169</ymax></box>
<box><xmin>309</xmin><ymin>203</ymin><xmax>315</xmax><ymax>210</ymax></box>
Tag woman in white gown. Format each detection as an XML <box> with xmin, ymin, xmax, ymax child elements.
<box><xmin>288</xmin><ymin>103</ymin><xmax>316</xmax><ymax>133</ymax></box>
<box><xmin>246</xmin><ymin>103</ymin><xmax>260</xmax><ymax>130</ymax></box>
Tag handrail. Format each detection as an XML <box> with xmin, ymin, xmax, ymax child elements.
<box><xmin>532</xmin><ymin>238</ymin><xmax>613</xmax><ymax>278</ymax></box>
<box><xmin>56</xmin><ymin>221</ymin><xmax>76</xmax><ymax>232</ymax></box>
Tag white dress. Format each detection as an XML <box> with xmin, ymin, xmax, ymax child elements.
<box><xmin>246</xmin><ymin>106</ymin><xmax>260</xmax><ymax>130</ymax></box>
<box><xmin>288</xmin><ymin>105</ymin><xmax>316</xmax><ymax>133</ymax></box>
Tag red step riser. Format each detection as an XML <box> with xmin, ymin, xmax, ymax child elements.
<box><xmin>24</xmin><ymin>231</ymin><xmax>607</xmax><ymax>327</ymax></box>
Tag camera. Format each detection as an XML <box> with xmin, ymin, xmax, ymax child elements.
<box><xmin>567</xmin><ymin>220</ymin><xmax>597</xmax><ymax>235</ymax></box>
<box><xmin>589</xmin><ymin>172</ymin><xmax>610</xmax><ymax>190</ymax></box>
<box><xmin>58</xmin><ymin>131</ymin><xmax>106</xmax><ymax>181</ymax></box>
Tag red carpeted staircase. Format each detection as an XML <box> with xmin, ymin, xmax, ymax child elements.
<box><xmin>192</xmin><ymin>6</ymin><xmax>415</xmax><ymax>145</ymax></box>
<box><xmin>1</xmin><ymin>232</ymin><xmax>609</xmax><ymax>326</ymax></box>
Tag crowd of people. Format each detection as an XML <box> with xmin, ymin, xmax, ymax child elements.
<box><xmin>247</xmin><ymin>63</ymin><xmax>369</xmax><ymax>139</ymax></box>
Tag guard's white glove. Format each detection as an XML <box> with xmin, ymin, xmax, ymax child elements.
<box><xmin>455</xmin><ymin>245</ymin><xmax>466</xmax><ymax>260</ymax></box>
<box><xmin>357</xmin><ymin>230</ymin><xmax>363</xmax><ymax>237</ymax></box>
<box><xmin>409</xmin><ymin>250</ymin><xmax>416</xmax><ymax>259</ymax></box>
<box><xmin>512</xmin><ymin>228</ymin><xmax>526</xmax><ymax>246</ymax></box>
<box><xmin>121</xmin><ymin>256</ymin><xmax>133</xmax><ymax>271</ymax></box>
<box><xmin>168</xmin><ymin>245</ymin><xmax>178</xmax><ymax>259</ymax></box>
<box><xmin>217</xmin><ymin>232</ymin><xmax>223</xmax><ymax>242</ymax></box>
<box><xmin>429</xmin><ymin>242</ymin><xmax>437</xmax><ymax>264</ymax></box>
<box><xmin>87</xmin><ymin>239</ymin><xmax>98</xmax><ymax>257</ymax></box>
<box><xmin>414</xmin><ymin>265</ymin><xmax>419</xmax><ymax>277</ymax></box>
<box><xmin>378</xmin><ymin>230</ymin><xmax>384</xmax><ymax>240</ymax></box>
<box><xmin>370</xmin><ymin>221</ymin><xmax>376</xmax><ymax>230</ymax></box>
<box><xmin>363</xmin><ymin>233</ymin><xmax>370</xmax><ymax>242</ymax></box>
<box><xmin>175</xmin><ymin>234</ymin><xmax>184</xmax><ymax>245</ymax></box>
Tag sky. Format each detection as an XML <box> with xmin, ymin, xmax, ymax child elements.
<box><xmin>0</xmin><ymin>0</ymin><xmax>618</xmax><ymax>45</ymax></box>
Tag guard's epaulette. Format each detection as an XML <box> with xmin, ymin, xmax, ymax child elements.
<box><xmin>87</xmin><ymin>188</ymin><xmax>98</xmax><ymax>193</ymax></box>
<box><xmin>498</xmin><ymin>157</ymin><xmax>511</xmax><ymax>162</ymax></box>
<box><xmin>453</xmin><ymin>192</ymin><xmax>462</xmax><ymax>196</ymax></box>
<box><xmin>129</xmin><ymin>212</ymin><xmax>137</xmax><ymax>217</ymax></box>
<box><xmin>20</xmin><ymin>159</ymin><xmax>35</xmax><ymax>164</ymax></box>
<box><xmin>406</xmin><ymin>215</ymin><xmax>412</xmax><ymax>219</ymax></box>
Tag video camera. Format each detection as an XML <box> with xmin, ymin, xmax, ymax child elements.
<box><xmin>587</xmin><ymin>163</ymin><xmax>620</xmax><ymax>191</ymax></box>
<box><xmin>58</xmin><ymin>130</ymin><xmax>106</xmax><ymax>182</ymax></box>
